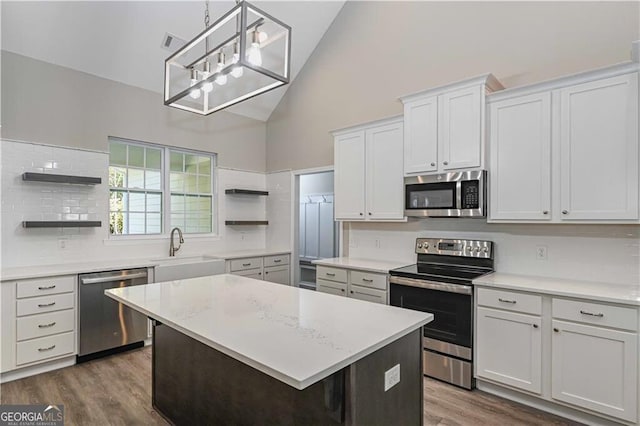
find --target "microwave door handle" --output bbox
[456,180,462,210]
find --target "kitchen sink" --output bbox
[152,255,226,282]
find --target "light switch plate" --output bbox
[384,364,400,391]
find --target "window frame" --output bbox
[108,137,218,238]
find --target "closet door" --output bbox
[304,203,320,259]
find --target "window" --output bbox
[108,138,216,236]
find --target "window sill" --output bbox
[103,233,221,246]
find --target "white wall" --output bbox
[0,140,270,268]
[347,220,640,286]
[300,172,334,196]
[266,171,292,250]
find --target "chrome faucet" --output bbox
[169,227,184,257]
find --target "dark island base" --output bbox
[152,322,423,426]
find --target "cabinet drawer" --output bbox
[316,266,347,283]
[348,284,387,305]
[232,269,262,280]
[317,278,347,296]
[16,275,74,299]
[230,257,263,272]
[264,254,290,267]
[552,298,637,331]
[349,270,387,290]
[16,331,75,366]
[16,309,75,341]
[477,287,541,315]
[16,293,75,317]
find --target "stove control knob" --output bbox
[475,247,481,252]
[417,243,423,249]
[482,247,488,253]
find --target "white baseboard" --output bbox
[0,356,76,384]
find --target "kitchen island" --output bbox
[105,274,432,425]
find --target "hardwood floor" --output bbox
[1,347,581,426]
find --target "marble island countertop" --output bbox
[473,273,640,306]
[1,248,291,281]
[105,274,432,390]
[312,257,410,273]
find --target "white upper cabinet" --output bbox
[489,92,552,221]
[401,74,503,176]
[333,116,405,221]
[559,73,639,221]
[488,63,639,223]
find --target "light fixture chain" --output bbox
[204,0,210,28]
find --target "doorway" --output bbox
[291,168,338,290]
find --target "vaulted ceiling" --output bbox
[1,1,345,121]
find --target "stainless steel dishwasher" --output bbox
[78,268,149,361]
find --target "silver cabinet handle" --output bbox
[443,161,449,165]
[362,278,373,283]
[273,259,282,263]
[38,285,56,290]
[38,322,57,328]
[532,324,539,328]
[498,298,516,304]
[562,210,568,215]
[242,263,251,267]
[430,162,436,167]
[542,211,549,215]
[580,310,604,318]
[38,345,56,352]
[38,302,56,308]
[325,273,335,277]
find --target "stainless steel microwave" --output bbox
[404,170,486,218]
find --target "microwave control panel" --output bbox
[461,180,480,209]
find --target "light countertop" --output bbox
[105,274,432,390]
[312,257,410,274]
[209,248,290,260]
[473,273,640,306]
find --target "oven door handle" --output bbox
[390,276,473,295]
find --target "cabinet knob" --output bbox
[542,210,549,215]
[341,289,344,292]
[368,212,372,216]
[532,324,538,328]
[359,212,363,216]
[553,328,559,332]
[430,162,436,167]
[443,161,449,165]
[562,210,568,215]
[350,290,354,294]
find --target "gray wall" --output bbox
[1,51,267,172]
[300,172,334,196]
[266,1,640,171]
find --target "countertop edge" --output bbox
[312,257,409,274]
[105,286,432,390]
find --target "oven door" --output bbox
[389,279,472,349]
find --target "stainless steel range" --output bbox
[389,238,494,389]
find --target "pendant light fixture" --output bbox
[164,0,291,115]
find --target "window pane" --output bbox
[109,211,125,234]
[170,213,185,228]
[146,170,161,190]
[109,190,127,212]
[198,175,211,193]
[147,193,162,212]
[109,167,126,188]
[170,173,184,192]
[171,195,185,212]
[185,175,197,193]
[129,192,146,212]
[198,156,211,175]
[110,143,127,166]
[199,196,212,212]
[186,195,199,212]
[170,152,183,172]
[129,213,145,234]
[128,145,144,168]
[146,213,162,234]
[129,169,144,189]
[185,155,199,173]
[185,215,199,233]
[146,148,161,170]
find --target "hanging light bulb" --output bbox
[258,30,268,43]
[230,42,244,78]
[247,28,262,67]
[189,68,201,99]
[201,60,214,93]
[215,51,227,86]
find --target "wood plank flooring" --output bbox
[1,347,581,425]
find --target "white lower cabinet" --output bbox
[226,254,290,285]
[475,286,639,423]
[476,307,542,394]
[551,320,638,422]
[316,267,388,304]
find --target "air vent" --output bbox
[161,32,186,52]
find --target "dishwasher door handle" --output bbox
[80,272,148,285]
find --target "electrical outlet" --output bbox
[536,245,548,261]
[384,364,400,391]
[58,239,67,249]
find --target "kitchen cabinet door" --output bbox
[551,320,638,422]
[440,85,482,171]
[334,131,366,220]
[404,96,438,175]
[489,92,552,221]
[365,121,404,220]
[476,307,542,394]
[559,73,639,221]
[263,265,290,286]
[232,269,262,280]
